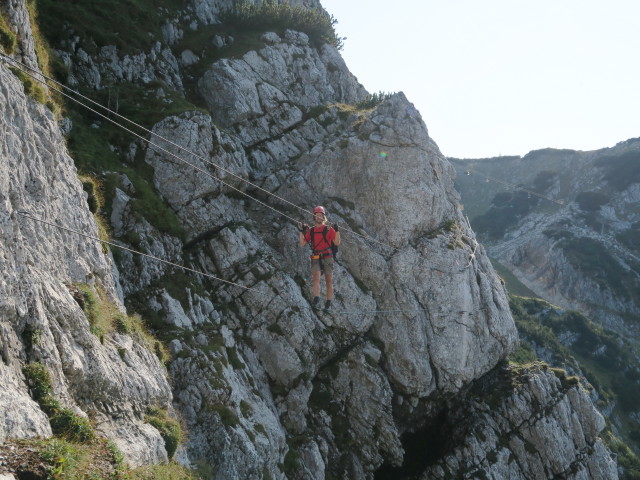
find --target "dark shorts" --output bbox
[311,256,334,275]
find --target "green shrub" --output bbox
[282,447,301,474]
[617,229,640,253]
[50,408,96,443]
[36,0,179,55]
[532,170,557,193]
[39,394,62,417]
[239,400,253,418]
[559,237,639,305]
[267,323,285,336]
[227,346,246,370]
[596,150,640,191]
[22,324,43,351]
[473,190,539,240]
[575,191,609,212]
[219,1,344,50]
[23,362,53,402]
[355,91,394,110]
[507,342,537,364]
[146,407,183,459]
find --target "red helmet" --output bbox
[313,206,326,215]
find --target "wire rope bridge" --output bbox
[1,51,556,318]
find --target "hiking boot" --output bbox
[311,296,320,309]
[324,300,332,311]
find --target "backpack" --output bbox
[309,225,338,261]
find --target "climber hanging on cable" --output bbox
[298,206,341,311]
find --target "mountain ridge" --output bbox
[451,138,640,339]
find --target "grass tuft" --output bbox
[76,283,170,363]
[129,461,201,480]
[1,436,199,480]
[8,66,48,103]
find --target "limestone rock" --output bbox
[1,0,39,69]
[308,343,404,477]
[419,364,617,479]
[0,59,172,467]
[144,111,250,238]
[197,31,367,144]
[59,43,183,92]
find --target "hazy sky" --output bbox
[320,0,640,159]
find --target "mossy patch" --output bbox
[205,403,239,427]
[0,11,17,53]
[145,407,183,459]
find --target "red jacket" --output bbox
[304,225,336,256]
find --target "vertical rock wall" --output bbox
[0,12,173,465]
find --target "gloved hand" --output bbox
[333,223,339,232]
[298,222,309,233]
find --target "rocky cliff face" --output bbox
[419,363,617,480]
[0,16,172,469]
[0,0,620,478]
[451,142,640,339]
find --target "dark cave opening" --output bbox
[374,407,454,479]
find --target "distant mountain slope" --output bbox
[451,139,640,338]
[509,295,640,479]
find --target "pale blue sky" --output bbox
[320,0,640,158]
